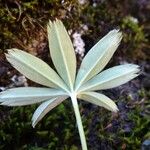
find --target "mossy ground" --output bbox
[0,0,149,149]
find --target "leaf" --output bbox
[79,64,140,91]
[5,49,67,90]
[75,30,122,90]
[78,92,118,112]
[0,87,67,106]
[47,20,76,90]
[32,96,68,127]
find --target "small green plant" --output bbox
[0,20,139,150]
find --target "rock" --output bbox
[142,76,150,89]
[141,139,150,150]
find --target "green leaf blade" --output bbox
[79,64,140,91]
[0,87,67,106]
[48,20,76,90]
[32,96,68,127]
[78,92,118,112]
[75,30,122,90]
[6,49,67,90]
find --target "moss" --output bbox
[119,90,150,149]
[0,0,80,52]
[0,0,149,149]
[0,92,149,149]
[0,0,149,60]
[0,99,82,149]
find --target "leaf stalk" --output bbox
[71,93,88,150]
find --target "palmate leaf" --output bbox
[78,92,118,112]
[1,19,140,150]
[47,20,76,90]
[6,49,67,90]
[0,87,66,106]
[32,96,68,127]
[75,30,122,90]
[79,64,140,91]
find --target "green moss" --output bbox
[121,16,146,43]
[0,0,80,51]
[0,0,149,149]
[0,99,84,149]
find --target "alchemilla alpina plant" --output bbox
[0,19,139,150]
